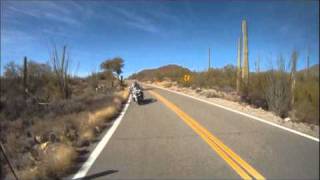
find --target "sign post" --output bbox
[0,143,19,180]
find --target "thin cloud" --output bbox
[108,6,160,33]
[1,0,87,50]
[2,1,82,27]
[44,12,81,26]
[2,29,35,45]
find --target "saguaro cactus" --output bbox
[236,37,242,93]
[23,56,28,97]
[208,48,211,71]
[241,20,249,92]
[255,56,260,73]
[306,47,310,77]
[290,50,298,106]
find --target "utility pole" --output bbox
[208,48,211,71]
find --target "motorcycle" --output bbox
[132,88,144,105]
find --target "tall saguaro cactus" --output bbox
[241,20,249,93]
[255,56,260,73]
[23,56,28,98]
[236,37,242,93]
[306,47,310,77]
[208,48,211,71]
[290,50,298,106]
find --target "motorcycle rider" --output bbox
[130,81,141,91]
[130,81,143,102]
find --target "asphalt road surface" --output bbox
[76,86,319,180]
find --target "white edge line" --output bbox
[146,84,319,142]
[72,95,132,179]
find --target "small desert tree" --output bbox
[100,57,124,87]
[2,61,25,119]
[3,62,22,95]
[4,62,21,79]
[27,61,53,101]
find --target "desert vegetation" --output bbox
[0,46,129,180]
[130,60,319,126]
[129,20,319,126]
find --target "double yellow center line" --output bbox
[149,90,265,180]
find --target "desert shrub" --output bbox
[89,72,99,89]
[0,52,129,180]
[264,56,292,118]
[27,61,54,101]
[1,81,128,179]
[292,73,319,124]
[2,95,26,120]
[185,65,236,91]
[205,91,220,98]
[247,72,268,109]
[1,60,62,120]
[131,60,319,125]
[265,69,291,118]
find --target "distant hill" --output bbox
[129,63,319,82]
[129,64,191,81]
[298,64,319,77]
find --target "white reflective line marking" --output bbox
[147,84,319,142]
[72,95,132,179]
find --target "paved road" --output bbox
[79,86,319,179]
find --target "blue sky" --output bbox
[1,0,319,77]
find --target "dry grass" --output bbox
[73,88,129,144]
[158,81,173,88]
[115,88,129,103]
[3,88,130,180]
[79,128,95,142]
[91,106,117,124]
[1,58,130,179]
[43,143,77,177]
[17,143,76,180]
[74,105,119,143]
[18,166,45,180]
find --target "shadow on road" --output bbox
[73,170,118,180]
[139,98,157,105]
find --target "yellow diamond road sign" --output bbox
[184,74,191,82]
